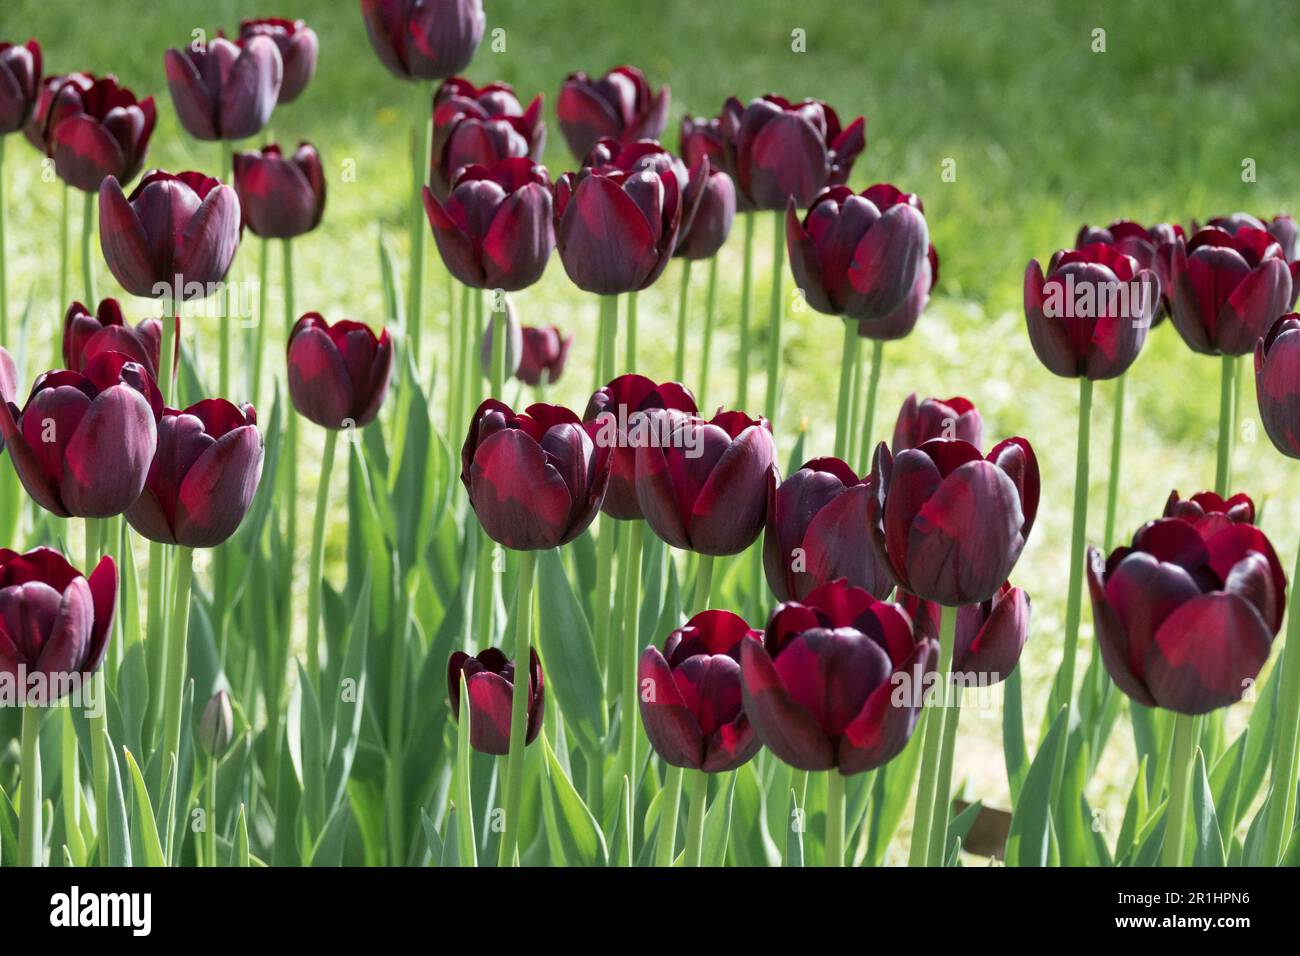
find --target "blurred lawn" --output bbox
[6,0,1300,848]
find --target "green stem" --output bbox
[56,183,68,366]
[18,705,43,867]
[833,319,856,459]
[674,260,692,381]
[858,339,885,476]
[408,83,431,364]
[1162,712,1197,866]
[1103,372,1127,552]
[692,552,716,611]
[144,540,168,745]
[458,283,473,429]
[497,548,538,867]
[80,189,95,305]
[1215,354,1235,496]
[825,770,845,867]
[845,334,863,467]
[764,210,783,422]
[928,683,963,866]
[626,291,638,373]
[217,141,233,402]
[654,764,684,866]
[283,239,298,608]
[0,135,8,346]
[205,755,218,867]
[1265,535,1300,863]
[159,305,176,405]
[602,295,618,383]
[618,521,644,853]
[736,214,755,409]
[682,770,708,866]
[1054,377,1093,718]
[473,526,495,648]
[251,238,270,408]
[161,547,195,769]
[489,291,505,399]
[910,603,956,866]
[697,256,719,406]
[386,586,411,864]
[306,428,338,687]
[84,517,110,865]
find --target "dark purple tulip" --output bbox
[724,94,865,211]
[786,184,930,324]
[893,393,983,452]
[1087,511,1286,714]
[1,351,160,519]
[461,399,612,550]
[0,40,42,135]
[1257,313,1300,458]
[423,158,554,291]
[516,326,573,387]
[430,77,545,200]
[1164,489,1256,525]
[764,456,892,602]
[859,240,939,342]
[23,71,92,154]
[1024,243,1158,379]
[197,690,235,758]
[164,35,283,142]
[583,374,697,521]
[233,142,326,239]
[0,547,116,700]
[867,437,1040,607]
[675,162,735,260]
[448,647,544,755]
[740,579,935,773]
[1076,219,1183,322]
[361,0,484,82]
[126,399,263,549]
[0,347,15,455]
[901,582,1031,683]
[41,74,156,193]
[1165,227,1294,356]
[286,314,394,430]
[63,298,161,377]
[639,610,762,772]
[1204,211,1300,264]
[635,408,775,555]
[477,294,522,380]
[99,170,241,301]
[239,18,318,104]
[556,65,669,160]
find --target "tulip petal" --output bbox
[1146,592,1272,714]
[61,385,157,517]
[85,556,117,673]
[98,177,158,297]
[689,422,775,555]
[175,184,240,291]
[739,636,834,771]
[174,425,263,548]
[481,181,553,291]
[164,49,217,141]
[638,646,704,769]
[470,426,574,550]
[557,174,659,295]
[847,204,930,321]
[32,575,94,688]
[838,638,934,774]
[464,670,515,755]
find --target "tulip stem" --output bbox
[909,603,956,866]
[85,516,111,866]
[1103,372,1127,552]
[1163,712,1197,866]
[489,291,505,399]
[1265,536,1300,863]
[306,428,338,688]
[674,260,692,381]
[283,240,299,643]
[928,683,964,866]
[682,770,708,867]
[144,540,168,744]
[408,82,431,366]
[858,339,884,475]
[498,548,537,867]
[764,210,784,422]
[626,292,638,372]
[736,213,755,409]
[692,552,715,611]
[1052,376,1093,723]
[1215,353,1235,496]
[825,770,846,867]
[602,295,618,382]
[251,238,270,408]
[654,764,684,866]
[161,546,195,773]
[0,135,8,346]
[834,319,857,459]
[18,704,43,866]
[159,303,176,405]
[697,256,719,408]
[458,283,473,435]
[56,183,68,367]
[618,521,644,855]
[80,189,95,306]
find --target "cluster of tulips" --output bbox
[0,0,1298,870]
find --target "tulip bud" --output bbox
[892,393,983,452]
[431,78,545,200]
[1256,314,1300,459]
[477,296,523,380]
[0,40,41,135]
[164,35,283,142]
[361,0,485,82]
[516,326,574,387]
[233,143,326,239]
[63,298,162,377]
[239,18,318,104]
[197,690,234,758]
[447,647,543,755]
[557,65,669,160]
[286,314,394,430]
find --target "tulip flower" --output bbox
[1076,220,1183,321]
[197,689,235,758]
[1266,214,1299,262]
[0,345,15,453]
[126,399,263,548]
[635,408,776,556]
[23,71,92,155]
[901,582,1031,683]
[423,157,554,291]
[98,170,241,301]
[556,65,669,159]
[286,313,394,430]
[1256,313,1300,458]
[448,647,544,755]
[516,326,573,387]
[239,18,318,104]
[638,610,762,772]
[1,351,160,519]
[233,143,326,239]
[164,35,283,142]
[0,40,41,135]
[360,0,485,81]
[461,399,612,550]
[63,298,161,376]
[764,456,892,602]
[893,393,983,452]
[430,77,545,200]
[1164,489,1255,525]
[34,74,155,193]
[859,240,939,343]
[674,162,735,262]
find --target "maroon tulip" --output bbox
[635,408,776,555]
[126,400,263,548]
[638,610,762,772]
[1076,219,1183,322]
[786,184,930,324]
[0,346,15,455]
[63,298,161,377]
[1165,227,1294,356]
[0,40,42,135]
[867,437,1039,607]
[1202,211,1300,264]
[1024,243,1158,379]
[99,170,241,301]
[724,94,865,211]
[423,158,554,291]
[0,547,116,701]
[286,314,394,430]
[740,579,935,773]
[901,582,1031,683]
[430,77,545,200]
[680,114,726,171]
[361,0,485,82]
[1087,512,1286,714]
[583,375,698,521]
[461,399,612,550]
[556,65,669,160]
[23,71,92,154]
[1256,313,1300,458]
[1267,214,1299,262]
[675,163,735,261]
[764,457,892,602]
[859,240,939,342]
[233,143,326,239]
[164,35,282,142]
[239,18,318,104]
[1,351,160,519]
[1164,489,1256,525]
[893,393,983,452]
[517,326,573,387]
[448,647,543,755]
[38,74,155,193]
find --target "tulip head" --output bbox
[0,547,116,702]
[448,647,543,755]
[635,407,775,554]
[424,158,554,291]
[867,437,1039,607]
[430,77,545,200]
[197,689,235,758]
[461,400,612,550]
[24,71,93,154]
[477,294,523,381]
[63,298,161,377]
[1255,314,1300,458]
[639,610,762,772]
[675,164,735,261]
[741,579,935,773]
[0,347,15,455]
[361,0,484,81]
[901,582,1031,684]
[1164,489,1256,526]
[892,393,983,452]
[517,326,573,387]
[764,457,893,602]
[233,142,325,239]
[99,170,241,301]
[40,74,156,193]
[286,314,394,430]
[239,18,318,103]
[1076,219,1183,322]
[164,35,283,141]
[0,40,41,135]
[556,65,669,159]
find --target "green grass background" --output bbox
[5,0,1300,848]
